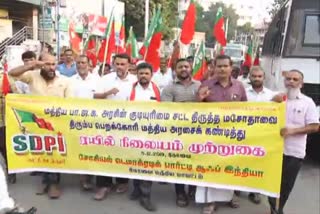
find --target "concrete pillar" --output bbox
[32,8,38,40]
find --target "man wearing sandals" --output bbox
[9,53,72,199]
[196,55,247,213]
[128,62,160,212]
[268,70,319,214]
[161,58,201,207]
[71,55,100,191]
[94,53,136,200]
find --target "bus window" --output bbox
[303,15,320,46]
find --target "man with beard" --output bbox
[268,70,319,214]
[9,53,72,199]
[240,66,278,204]
[129,62,160,212]
[161,58,201,208]
[196,55,246,214]
[94,53,136,200]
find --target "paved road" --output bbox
[8,160,320,214]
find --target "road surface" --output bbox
[8,160,320,214]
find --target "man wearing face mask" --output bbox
[9,53,72,199]
[94,53,136,200]
[161,58,201,208]
[268,70,319,214]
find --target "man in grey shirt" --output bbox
[161,58,201,207]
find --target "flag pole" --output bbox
[101,6,115,74]
[144,0,150,39]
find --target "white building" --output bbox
[182,0,273,27]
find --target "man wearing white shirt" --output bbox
[242,66,277,204]
[72,55,99,99]
[72,55,99,191]
[93,53,136,200]
[239,65,251,88]
[152,57,173,92]
[129,63,160,212]
[94,53,136,101]
[246,66,277,102]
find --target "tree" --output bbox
[196,2,239,48]
[237,22,254,35]
[119,0,178,40]
[268,0,286,18]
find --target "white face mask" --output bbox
[286,88,301,100]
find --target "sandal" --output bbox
[228,199,240,208]
[176,193,189,207]
[248,193,261,204]
[6,207,37,214]
[202,203,216,214]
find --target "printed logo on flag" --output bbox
[11,108,67,155]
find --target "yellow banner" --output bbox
[5,94,285,197]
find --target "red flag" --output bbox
[106,20,116,64]
[2,63,10,96]
[213,7,227,47]
[253,48,260,66]
[180,0,196,45]
[98,19,116,64]
[142,7,163,71]
[243,42,253,68]
[145,32,162,72]
[69,22,82,54]
[192,41,207,81]
[97,39,107,62]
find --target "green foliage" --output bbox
[268,0,286,18]
[119,0,178,41]
[237,22,254,35]
[194,2,239,47]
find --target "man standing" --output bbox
[152,57,173,92]
[71,55,99,190]
[15,51,36,94]
[129,62,160,212]
[243,66,277,204]
[94,53,136,200]
[161,58,201,208]
[239,65,250,88]
[9,53,72,199]
[268,70,319,214]
[0,66,18,184]
[196,55,247,213]
[57,49,77,77]
[0,153,36,214]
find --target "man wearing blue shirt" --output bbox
[57,49,76,77]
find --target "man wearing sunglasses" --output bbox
[268,70,319,214]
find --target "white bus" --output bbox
[261,0,320,160]
[223,43,247,67]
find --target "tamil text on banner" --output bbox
[5,94,285,197]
